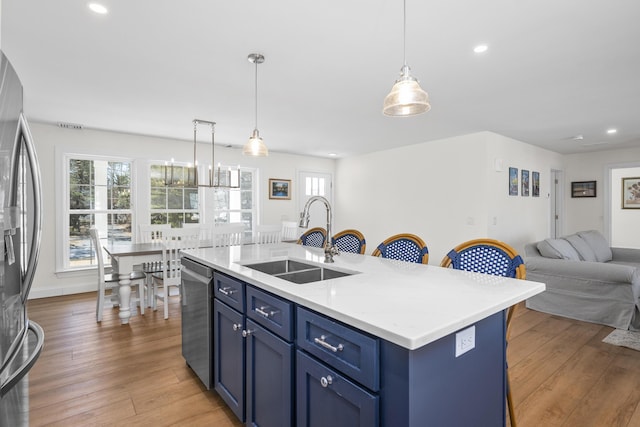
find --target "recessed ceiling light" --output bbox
[88,3,108,14]
[607,128,617,134]
[473,44,488,53]
[328,153,337,157]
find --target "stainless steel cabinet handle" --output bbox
[232,323,242,331]
[218,286,235,296]
[314,335,344,352]
[242,329,253,337]
[320,375,333,388]
[255,306,278,318]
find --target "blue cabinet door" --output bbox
[246,320,294,427]
[296,350,378,427]
[213,299,245,422]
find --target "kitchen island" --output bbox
[181,243,545,426]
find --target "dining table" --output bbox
[103,242,164,324]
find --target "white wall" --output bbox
[29,122,334,298]
[563,146,640,238]
[611,166,640,248]
[334,131,563,262]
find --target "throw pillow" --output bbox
[577,230,613,262]
[565,234,597,262]
[537,238,581,261]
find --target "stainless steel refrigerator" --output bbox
[0,51,44,427]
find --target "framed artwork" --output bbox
[521,170,530,196]
[509,167,518,196]
[269,178,291,200]
[532,171,540,197]
[622,177,640,208]
[571,181,596,198]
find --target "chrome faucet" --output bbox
[299,196,338,263]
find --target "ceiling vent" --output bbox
[57,122,84,130]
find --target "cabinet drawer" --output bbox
[296,350,378,427]
[246,286,294,342]
[296,307,379,391]
[213,272,245,312]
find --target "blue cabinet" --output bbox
[246,319,294,427]
[297,350,378,427]
[212,272,294,426]
[213,298,245,421]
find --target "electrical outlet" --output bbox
[455,326,475,357]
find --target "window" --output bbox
[147,164,257,241]
[65,156,133,269]
[149,164,199,227]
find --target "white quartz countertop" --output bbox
[182,243,545,350]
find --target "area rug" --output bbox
[602,329,640,351]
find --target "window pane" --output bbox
[69,213,93,267]
[241,190,252,209]
[168,188,183,209]
[109,162,131,187]
[150,164,165,187]
[214,189,229,210]
[184,188,198,210]
[151,213,167,224]
[168,212,184,228]
[109,213,132,242]
[69,159,93,185]
[69,185,93,209]
[151,187,167,209]
[185,212,199,223]
[110,186,131,209]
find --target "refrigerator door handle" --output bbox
[0,321,44,398]
[17,113,42,303]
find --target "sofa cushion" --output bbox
[565,234,598,262]
[537,238,581,260]
[578,230,613,262]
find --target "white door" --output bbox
[550,169,563,238]
[298,171,333,232]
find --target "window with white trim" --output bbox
[149,163,199,227]
[64,156,133,269]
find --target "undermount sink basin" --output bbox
[243,259,358,284]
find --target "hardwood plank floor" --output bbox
[26,294,640,426]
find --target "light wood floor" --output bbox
[26,293,640,426]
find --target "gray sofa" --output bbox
[524,230,640,330]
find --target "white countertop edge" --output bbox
[183,244,546,351]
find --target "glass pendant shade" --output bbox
[383,65,431,116]
[243,129,269,156]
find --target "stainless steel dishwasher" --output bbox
[180,256,214,389]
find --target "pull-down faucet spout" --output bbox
[299,196,338,263]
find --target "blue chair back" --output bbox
[372,233,429,264]
[297,227,326,248]
[440,239,525,279]
[332,229,366,254]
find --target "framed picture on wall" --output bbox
[509,167,518,196]
[269,178,291,200]
[521,170,530,196]
[532,171,540,197]
[622,177,640,208]
[571,181,596,198]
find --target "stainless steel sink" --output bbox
[243,259,358,284]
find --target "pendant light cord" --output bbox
[254,60,259,130]
[403,0,407,67]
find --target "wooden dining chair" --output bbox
[183,222,214,241]
[212,223,245,247]
[255,224,282,244]
[281,221,300,241]
[297,227,327,248]
[332,229,366,254]
[371,233,429,264]
[90,227,146,322]
[152,227,201,319]
[439,238,525,427]
[138,223,171,244]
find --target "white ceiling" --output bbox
[2,0,640,157]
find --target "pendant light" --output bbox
[383,0,431,117]
[243,53,269,156]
